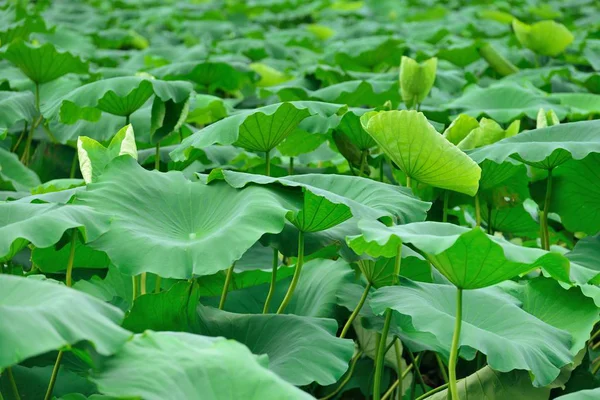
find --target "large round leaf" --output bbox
[0,275,131,369]
[205,168,430,225]
[0,146,41,191]
[92,331,313,400]
[197,305,354,386]
[76,157,291,279]
[0,202,110,261]
[170,101,347,161]
[347,220,570,289]
[447,83,567,123]
[0,41,88,84]
[0,91,38,129]
[370,279,573,387]
[468,120,600,170]
[360,110,481,196]
[43,76,193,121]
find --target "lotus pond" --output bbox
[1,0,600,399]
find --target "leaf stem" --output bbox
[358,150,367,177]
[406,175,411,189]
[125,114,130,126]
[20,119,36,166]
[340,281,371,338]
[288,157,294,175]
[394,339,403,398]
[34,82,40,112]
[435,353,449,383]
[11,122,27,152]
[449,288,463,400]
[6,367,21,400]
[265,150,271,177]
[319,349,364,400]
[374,308,393,400]
[474,193,481,227]
[140,272,147,295]
[442,191,449,223]
[132,275,138,300]
[407,349,427,393]
[154,142,160,171]
[381,353,420,400]
[65,231,77,288]
[542,168,553,250]
[263,249,279,314]
[69,152,78,179]
[44,350,64,400]
[414,382,450,400]
[219,264,235,310]
[277,231,304,314]
[154,276,162,293]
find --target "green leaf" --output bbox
[536,107,561,128]
[92,331,313,400]
[457,118,520,151]
[399,56,437,108]
[32,238,109,273]
[514,278,599,355]
[429,366,550,399]
[347,220,571,289]
[0,90,38,129]
[197,305,355,386]
[512,19,574,57]
[370,279,573,387]
[468,120,600,170]
[43,76,193,121]
[479,43,519,77]
[360,110,481,196]
[76,157,290,279]
[286,190,352,232]
[0,275,130,369]
[0,41,88,84]
[249,62,292,87]
[0,146,41,191]
[550,93,600,120]
[442,114,480,146]
[0,202,110,261]
[567,235,600,285]
[335,110,377,151]
[77,124,137,184]
[205,169,430,224]
[551,153,600,235]
[448,83,567,123]
[556,388,600,400]
[170,101,346,160]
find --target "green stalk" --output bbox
[319,350,363,400]
[487,205,493,235]
[394,340,403,399]
[406,175,412,189]
[289,157,294,175]
[374,309,393,400]
[44,350,64,400]
[155,142,161,172]
[442,191,449,223]
[263,249,279,314]
[20,120,36,165]
[474,193,481,227]
[7,367,21,400]
[379,156,384,182]
[448,288,463,400]
[415,382,450,400]
[132,275,138,300]
[277,231,304,314]
[435,353,449,383]
[339,281,371,338]
[65,232,77,288]
[140,272,147,295]
[154,276,162,293]
[69,152,78,179]
[381,353,420,400]
[407,349,427,394]
[265,150,271,177]
[358,150,367,177]
[219,264,235,310]
[34,82,40,111]
[125,114,130,126]
[11,122,27,152]
[542,169,553,251]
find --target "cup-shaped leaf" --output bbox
[0,41,88,84]
[457,118,520,150]
[512,19,574,57]
[347,220,571,289]
[370,279,573,387]
[286,190,353,233]
[399,56,437,108]
[442,114,480,146]
[335,110,377,151]
[78,124,138,184]
[361,110,481,196]
[0,202,110,261]
[75,157,291,279]
[0,275,130,369]
[468,119,600,170]
[92,331,313,400]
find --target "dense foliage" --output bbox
[1,0,600,399]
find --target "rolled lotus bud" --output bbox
[399,56,437,109]
[536,108,561,128]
